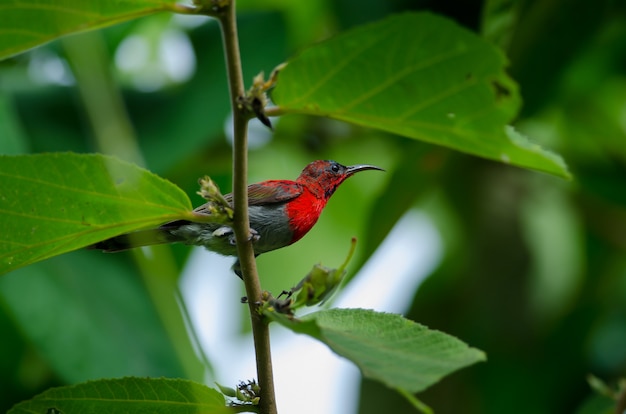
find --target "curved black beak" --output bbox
[345,164,385,175]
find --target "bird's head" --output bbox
[297,160,384,200]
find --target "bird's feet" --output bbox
[249,228,260,243]
[212,226,260,246]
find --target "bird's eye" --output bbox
[331,164,340,173]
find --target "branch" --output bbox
[215,2,278,413]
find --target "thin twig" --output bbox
[216,2,278,413]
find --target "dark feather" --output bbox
[88,228,180,252]
[220,181,302,206]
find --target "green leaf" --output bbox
[0,0,180,60]
[0,153,194,274]
[0,251,196,382]
[8,377,229,414]
[269,308,486,393]
[0,93,28,154]
[272,12,570,178]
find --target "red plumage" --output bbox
[91,160,383,275]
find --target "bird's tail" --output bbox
[88,227,182,252]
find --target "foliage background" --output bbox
[1,0,625,413]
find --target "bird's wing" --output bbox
[221,180,303,206]
[191,181,302,216]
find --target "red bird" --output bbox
[92,160,383,274]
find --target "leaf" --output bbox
[0,0,180,60]
[0,251,198,382]
[271,12,570,178]
[0,93,28,154]
[0,153,194,274]
[8,377,230,414]
[268,308,486,393]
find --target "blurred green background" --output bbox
[1,0,626,413]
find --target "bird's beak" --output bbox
[345,164,385,175]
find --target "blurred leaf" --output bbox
[574,395,615,414]
[0,0,179,60]
[0,300,50,414]
[133,11,288,173]
[0,251,194,382]
[12,89,89,154]
[574,375,620,414]
[0,153,194,274]
[237,0,329,48]
[480,0,520,48]
[587,374,616,399]
[0,93,28,154]
[507,0,611,116]
[268,308,486,393]
[272,12,570,178]
[520,182,584,323]
[8,377,229,414]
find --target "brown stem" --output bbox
[217,2,277,413]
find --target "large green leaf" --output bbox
[0,0,180,60]
[8,377,229,414]
[0,153,194,274]
[269,308,486,393]
[271,12,570,178]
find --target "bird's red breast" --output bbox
[285,187,327,244]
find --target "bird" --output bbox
[91,160,383,275]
